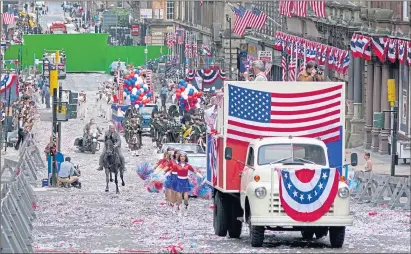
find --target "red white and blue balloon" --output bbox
[277,168,339,222]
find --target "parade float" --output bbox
[186,65,227,91]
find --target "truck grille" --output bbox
[268,193,334,216]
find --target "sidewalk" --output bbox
[346,147,410,176]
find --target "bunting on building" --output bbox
[279,1,326,18]
[351,33,410,66]
[275,32,350,75]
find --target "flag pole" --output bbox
[226,2,282,27]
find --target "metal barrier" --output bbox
[352,171,411,211]
[1,138,43,253]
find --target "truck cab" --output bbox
[221,136,355,248]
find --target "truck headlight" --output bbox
[338,187,349,198]
[255,187,267,199]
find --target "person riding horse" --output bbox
[97,124,126,172]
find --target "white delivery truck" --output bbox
[205,81,357,248]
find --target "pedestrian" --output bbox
[78,90,87,120]
[362,152,372,172]
[251,60,268,81]
[160,84,168,112]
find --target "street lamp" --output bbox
[226,14,232,80]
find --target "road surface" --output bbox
[28,74,411,253]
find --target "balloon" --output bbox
[197,91,203,97]
[176,92,181,98]
[143,95,148,101]
[140,88,144,93]
[130,71,135,77]
[135,70,140,75]
[187,83,193,89]
[179,79,186,85]
[180,86,185,92]
[188,95,193,101]
[125,75,130,79]
[143,83,148,89]
[188,88,194,95]
[132,88,138,95]
[139,102,143,107]
[123,91,127,97]
[176,89,181,93]
[136,76,143,84]
[134,104,139,109]
[179,97,184,102]
[143,87,148,92]
[136,84,141,89]
[182,94,188,100]
[147,92,152,97]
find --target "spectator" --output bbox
[297,61,317,81]
[252,60,268,81]
[160,84,168,112]
[58,157,81,188]
[362,152,372,172]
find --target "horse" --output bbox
[103,138,125,193]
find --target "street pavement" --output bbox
[37,2,65,30]
[24,74,410,253]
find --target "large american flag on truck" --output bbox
[222,83,344,191]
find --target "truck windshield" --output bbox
[258,143,326,166]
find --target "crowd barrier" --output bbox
[351,171,411,211]
[1,137,45,253]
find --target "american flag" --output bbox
[176,28,185,45]
[232,6,252,37]
[250,7,267,29]
[309,1,326,18]
[226,84,343,145]
[288,56,296,81]
[293,1,307,17]
[298,60,305,75]
[279,1,293,17]
[281,51,287,81]
[2,13,15,25]
[166,33,174,48]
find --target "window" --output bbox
[257,144,327,166]
[146,1,152,9]
[246,147,255,166]
[166,1,174,20]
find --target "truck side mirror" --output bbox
[225,147,232,160]
[350,153,358,167]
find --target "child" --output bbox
[171,152,202,216]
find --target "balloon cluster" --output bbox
[136,162,154,181]
[144,158,169,193]
[122,70,153,107]
[176,80,204,112]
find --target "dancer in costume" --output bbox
[165,150,181,211]
[170,152,202,216]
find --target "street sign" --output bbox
[373,112,385,129]
[258,51,272,62]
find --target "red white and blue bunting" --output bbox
[275,32,350,75]
[351,33,411,66]
[0,74,17,94]
[186,66,226,84]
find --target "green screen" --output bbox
[4,34,163,73]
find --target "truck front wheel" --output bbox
[248,213,264,247]
[329,226,345,248]
[213,191,228,237]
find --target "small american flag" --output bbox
[309,1,326,18]
[226,84,343,144]
[232,6,252,37]
[288,56,296,81]
[2,13,15,25]
[281,52,287,81]
[250,8,267,29]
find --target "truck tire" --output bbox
[329,226,345,248]
[213,191,228,237]
[228,197,242,239]
[301,230,314,240]
[249,222,265,247]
